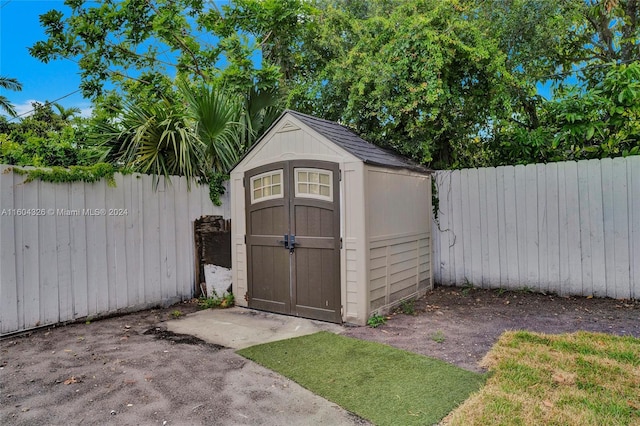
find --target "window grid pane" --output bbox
[251,171,284,203]
[295,169,332,201]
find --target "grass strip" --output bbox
[237,331,486,426]
[446,331,640,425]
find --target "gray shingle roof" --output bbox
[285,110,429,174]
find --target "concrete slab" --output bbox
[166,307,344,349]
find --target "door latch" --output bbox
[278,234,296,253]
[278,234,289,249]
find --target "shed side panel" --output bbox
[365,167,432,312]
[343,161,367,324]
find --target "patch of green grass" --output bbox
[461,280,475,296]
[198,291,235,309]
[447,331,640,425]
[171,310,182,318]
[432,330,446,343]
[237,332,486,426]
[495,287,508,296]
[399,299,416,315]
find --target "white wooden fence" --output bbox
[0,165,229,335]
[432,157,640,299]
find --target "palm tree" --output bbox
[94,99,206,188]
[239,86,282,149]
[53,103,81,122]
[177,79,243,173]
[93,80,282,187]
[0,76,23,117]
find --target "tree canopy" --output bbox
[21,0,640,172]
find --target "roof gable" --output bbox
[231,110,429,174]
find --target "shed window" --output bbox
[251,170,283,204]
[295,168,332,201]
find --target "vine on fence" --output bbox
[431,177,439,223]
[10,163,125,186]
[206,171,229,207]
[9,164,227,207]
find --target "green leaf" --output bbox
[586,126,595,141]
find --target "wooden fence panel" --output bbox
[0,166,229,335]
[432,157,639,299]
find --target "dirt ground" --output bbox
[1,285,638,425]
[344,285,640,372]
[0,301,366,426]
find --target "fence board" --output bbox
[503,167,519,286]
[601,159,616,297]
[478,168,490,287]
[557,163,570,294]
[451,171,465,284]
[0,167,227,335]
[525,164,539,290]
[577,161,592,294]
[13,172,25,330]
[432,157,638,299]
[54,184,72,322]
[21,179,40,328]
[496,167,508,286]
[630,156,640,299]
[174,177,190,298]
[612,158,630,299]
[545,163,560,293]
[112,174,129,309]
[468,168,482,286]
[39,185,59,325]
[443,172,455,285]
[70,182,88,318]
[515,165,527,286]
[460,169,472,284]
[142,174,162,304]
[485,168,500,285]
[565,162,583,295]
[0,167,18,334]
[536,164,548,292]
[587,159,605,297]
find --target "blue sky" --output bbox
[0,0,241,120]
[1,0,94,118]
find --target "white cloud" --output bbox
[79,105,94,118]
[12,99,42,119]
[3,100,94,120]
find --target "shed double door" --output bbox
[245,160,341,323]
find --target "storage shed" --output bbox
[230,110,432,325]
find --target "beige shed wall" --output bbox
[342,161,367,324]
[365,166,432,314]
[230,116,368,323]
